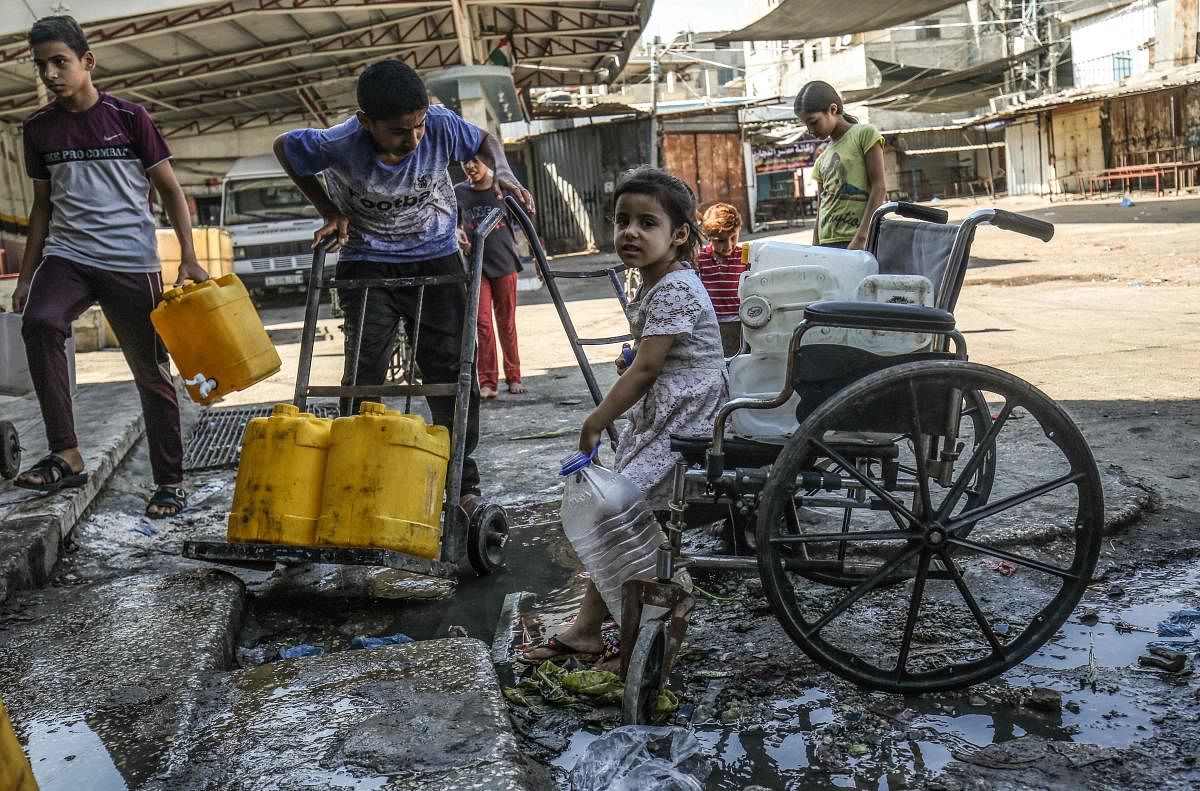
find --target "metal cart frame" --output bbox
[185,208,510,579]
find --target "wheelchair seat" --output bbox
[803,301,955,334]
[670,430,900,471]
[671,433,783,468]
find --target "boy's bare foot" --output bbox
[507,381,527,394]
[480,386,498,399]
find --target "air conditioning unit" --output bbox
[989,91,1028,113]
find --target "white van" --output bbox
[220,154,337,291]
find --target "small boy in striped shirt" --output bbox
[695,202,746,357]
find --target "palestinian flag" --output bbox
[488,35,514,68]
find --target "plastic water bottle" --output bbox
[559,449,680,625]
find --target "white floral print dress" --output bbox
[614,267,729,508]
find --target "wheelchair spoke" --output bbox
[946,470,1084,533]
[837,507,852,562]
[895,549,931,676]
[814,439,921,526]
[936,400,1013,521]
[771,529,914,545]
[946,537,1084,580]
[938,548,1006,657]
[801,545,921,638]
[906,381,935,518]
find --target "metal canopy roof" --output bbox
[841,50,1046,114]
[0,0,650,136]
[716,0,964,42]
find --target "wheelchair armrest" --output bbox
[803,301,955,334]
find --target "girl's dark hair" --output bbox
[794,80,859,125]
[357,59,428,120]
[29,16,89,57]
[612,166,701,263]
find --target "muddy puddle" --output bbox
[509,551,1199,790]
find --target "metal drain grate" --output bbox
[183,403,339,472]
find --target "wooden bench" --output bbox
[1080,165,1166,197]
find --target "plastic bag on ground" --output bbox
[570,725,708,791]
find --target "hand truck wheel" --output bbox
[466,501,509,576]
[0,421,20,481]
[622,619,666,725]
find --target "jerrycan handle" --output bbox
[559,443,600,476]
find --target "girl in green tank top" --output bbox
[795,81,885,250]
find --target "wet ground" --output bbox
[29,395,1198,790]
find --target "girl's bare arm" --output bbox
[579,334,675,452]
[850,143,886,250]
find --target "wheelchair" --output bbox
[620,202,1104,722]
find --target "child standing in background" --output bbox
[794,81,885,250]
[696,202,746,357]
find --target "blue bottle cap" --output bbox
[559,443,600,476]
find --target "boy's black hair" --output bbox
[357,60,428,120]
[794,80,859,124]
[613,166,701,263]
[28,16,89,58]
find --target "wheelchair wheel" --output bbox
[622,619,666,725]
[0,421,19,481]
[794,388,995,588]
[756,360,1103,693]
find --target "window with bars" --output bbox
[1112,52,1132,80]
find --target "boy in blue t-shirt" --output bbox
[275,59,534,504]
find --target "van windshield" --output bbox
[222,177,320,224]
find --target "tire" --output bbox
[466,502,509,576]
[0,422,19,480]
[755,360,1103,693]
[622,620,666,725]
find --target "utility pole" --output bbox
[648,36,662,168]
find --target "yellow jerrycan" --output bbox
[1,700,38,791]
[227,403,332,546]
[316,402,450,558]
[150,273,281,405]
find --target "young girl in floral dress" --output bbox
[521,166,728,664]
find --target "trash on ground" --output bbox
[509,427,575,441]
[129,522,159,537]
[994,560,1018,576]
[502,660,680,720]
[1137,646,1189,674]
[569,725,708,791]
[236,646,274,667]
[349,633,413,650]
[278,644,325,659]
[1120,196,1135,207]
[1155,608,1200,637]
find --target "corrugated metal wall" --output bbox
[0,123,31,275]
[527,118,650,254]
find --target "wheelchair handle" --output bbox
[988,209,1055,242]
[894,202,949,224]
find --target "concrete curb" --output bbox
[0,384,146,605]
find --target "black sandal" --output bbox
[515,636,598,665]
[146,486,187,519]
[15,454,88,493]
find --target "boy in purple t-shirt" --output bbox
[274,59,534,505]
[9,16,209,517]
